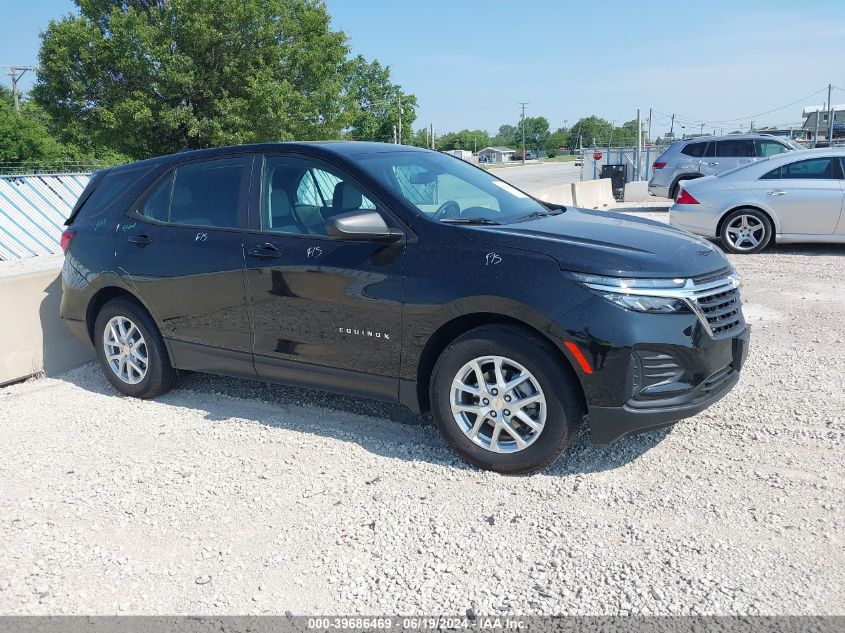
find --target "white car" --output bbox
[669,148,845,253]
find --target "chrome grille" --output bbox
[688,274,745,338]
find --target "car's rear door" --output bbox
[116,154,257,377]
[243,152,404,401]
[712,138,755,174]
[750,156,843,235]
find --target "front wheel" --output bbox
[94,297,177,398]
[429,325,583,474]
[719,208,772,254]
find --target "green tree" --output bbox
[545,127,568,156]
[343,55,417,143]
[0,87,74,164]
[491,124,518,148]
[520,116,550,154]
[409,127,430,148]
[567,116,614,149]
[33,0,358,159]
[436,129,490,152]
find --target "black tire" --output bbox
[718,208,773,254]
[93,297,177,398]
[429,324,583,474]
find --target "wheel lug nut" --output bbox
[491,389,498,395]
[490,411,497,417]
[483,399,489,405]
[504,395,511,402]
[503,409,510,416]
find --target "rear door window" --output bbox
[680,142,706,157]
[138,157,249,228]
[716,139,754,158]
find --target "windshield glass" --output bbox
[357,150,550,224]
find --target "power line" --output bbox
[653,86,830,126]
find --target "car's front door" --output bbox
[751,157,844,235]
[117,155,256,377]
[243,153,405,401]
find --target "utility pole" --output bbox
[750,120,754,133]
[699,122,704,136]
[519,102,528,165]
[636,108,642,181]
[397,94,402,144]
[647,108,652,144]
[813,105,821,148]
[4,66,36,113]
[669,114,675,139]
[827,83,834,144]
[430,123,434,150]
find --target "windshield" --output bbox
[357,150,550,224]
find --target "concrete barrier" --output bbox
[528,183,575,206]
[0,256,95,385]
[623,180,650,203]
[571,178,614,209]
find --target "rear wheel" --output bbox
[94,297,177,398]
[430,325,583,474]
[719,208,772,254]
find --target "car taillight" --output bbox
[675,190,700,205]
[653,162,667,169]
[60,229,75,254]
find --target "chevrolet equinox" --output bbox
[60,142,749,474]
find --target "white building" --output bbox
[477,147,515,163]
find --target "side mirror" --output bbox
[325,210,403,241]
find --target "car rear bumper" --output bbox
[669,205,719,237]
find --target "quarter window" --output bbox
[761,158,837,180]
[139,157,247,228]
[755,140,789,157]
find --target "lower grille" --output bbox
[702,364,734,397]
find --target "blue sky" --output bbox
[3,0,845,137]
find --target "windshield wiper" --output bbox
[440,217,501,225]
[514,209,562,222]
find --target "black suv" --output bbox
[60,142,749,474]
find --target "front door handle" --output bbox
[248,243,282,260]
[767,190,787,196]
[127,234,152,247]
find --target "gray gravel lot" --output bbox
[1,205,843,616]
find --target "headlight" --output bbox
[597,293,689,313]
[568,272,693,314]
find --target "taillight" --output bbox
[653,162,667,169]
[675,190,700,205]
[60,229,75,254]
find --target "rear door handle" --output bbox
[767,190,787,196]
[248,243,282,260]
[127,234,152,247]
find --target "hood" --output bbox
[457,207,729,278]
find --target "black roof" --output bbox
[109,141,426,174]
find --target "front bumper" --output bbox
[556,296,750,445]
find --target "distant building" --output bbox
[802,104,845,141]
[477,147,515,163]
[443,149,474,162]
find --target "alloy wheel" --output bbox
[103,316,148,385]
[725,214,766,251]
[450,355,547,453]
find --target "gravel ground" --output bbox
[1,206,843,616]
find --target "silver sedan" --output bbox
[669,148,845,253]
